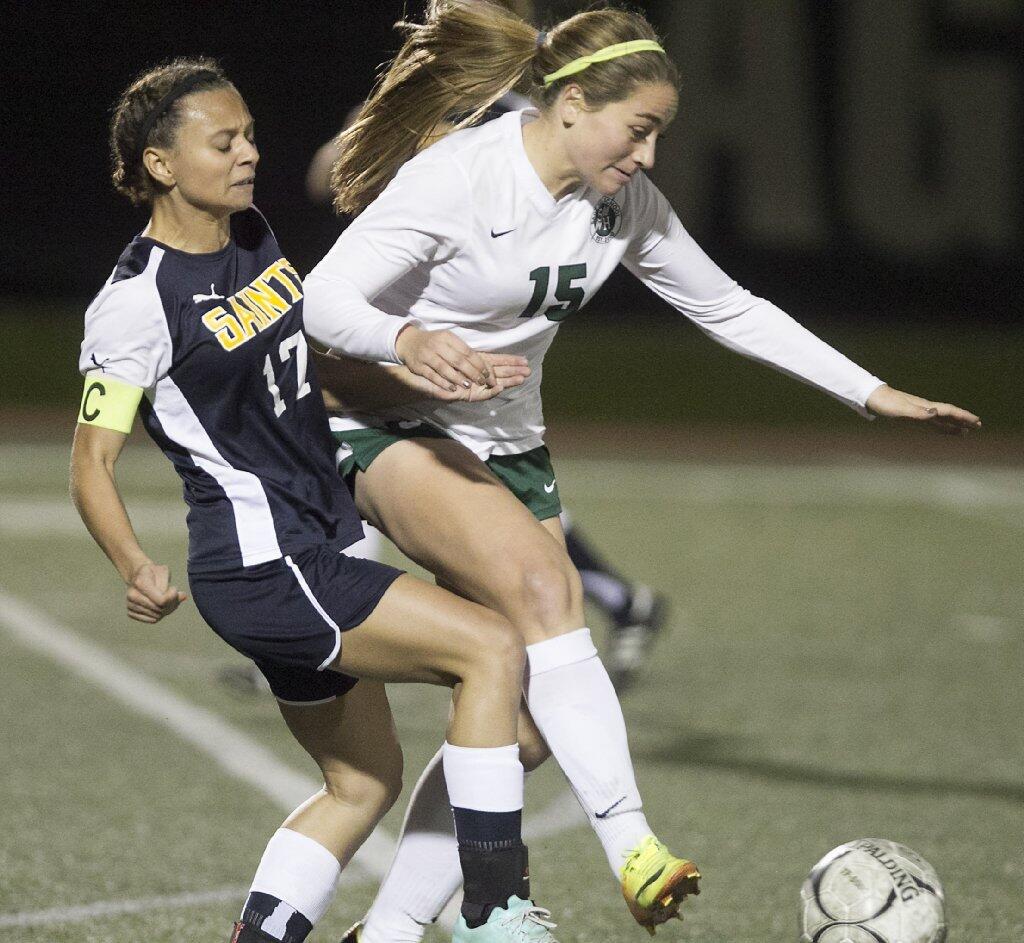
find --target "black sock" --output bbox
[238,892,313,943]
[453,807,530,928]
[565,526,632,618]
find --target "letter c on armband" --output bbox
[78,373,145,434]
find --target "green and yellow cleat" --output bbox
[337,920,363,943]
[620,835,701,935]
[453,896,558,943]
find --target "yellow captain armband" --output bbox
[78,374,145,434]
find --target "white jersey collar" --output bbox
[507,109,587,217]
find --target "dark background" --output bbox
[6,1,1021,318]
[2,1,1021,441]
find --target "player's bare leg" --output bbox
[234,684,402,941]
[354,438,700,931]
[356,439,584,643]
[233,577,543,942]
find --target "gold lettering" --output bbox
[267,258,303,302]
[240,279,289,322]
[202,306,247,351]
[230,295,270,336]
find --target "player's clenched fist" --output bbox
[395,325,495,395]
[126,561,187,624]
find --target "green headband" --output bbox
[542,39,666,87]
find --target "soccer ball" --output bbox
[799,838,947,943]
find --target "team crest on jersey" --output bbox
[591,196,622,244]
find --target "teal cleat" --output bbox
[453,897,558,943]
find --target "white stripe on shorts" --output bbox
[284,555,342,671]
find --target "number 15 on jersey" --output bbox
[520,263,588,322]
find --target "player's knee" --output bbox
[461,614,526,685]
[512,555,582,628]
[323,748,403,816]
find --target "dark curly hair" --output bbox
[109,57,232,206]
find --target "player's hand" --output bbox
[395,326,496,394]
[865,384,982,434]
[399,353,531,403]
[126,562,187,624]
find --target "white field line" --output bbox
[1,497,183,535]
[562,461,1024,530]
[0,886,249,929]
[0,590,585,930]
[0,590,386,915]
[4,464,1022,537]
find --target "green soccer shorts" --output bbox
[331,420,562,521]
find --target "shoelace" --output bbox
[622,843,648,875]
[500,905,558,941]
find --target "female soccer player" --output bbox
[302,2,981,939]
[70,57,563,943]
[301,0,667,694]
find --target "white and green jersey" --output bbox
[304,109,883,459]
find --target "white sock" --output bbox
[362,749,461,943]
[441,741,524,813]
[249,828,342,927]
[525,628,651,873]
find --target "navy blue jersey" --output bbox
[80,208,364,572]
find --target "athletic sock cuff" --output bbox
[442,742,523,812]
[249,828,341,926]
[525,627,596,676]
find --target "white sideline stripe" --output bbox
[523,788,588,839]
[4,464,1022,537]
[0,886,248,929]
[0,590,393,886]
[0,498,184,535]
[0,590,586,930]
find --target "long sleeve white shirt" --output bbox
[305,109,882,458]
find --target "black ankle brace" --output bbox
[459,842,530,926]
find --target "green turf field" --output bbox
[1,442,1022,942]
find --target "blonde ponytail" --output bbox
[332,0,537,215]
[332,2,677,217]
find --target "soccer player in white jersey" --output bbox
[72,57,567,943]
[299,0,668,694]
[302,3,980,939]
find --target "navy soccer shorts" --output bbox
[190,545,403,704]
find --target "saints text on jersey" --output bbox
[202,258,302,351]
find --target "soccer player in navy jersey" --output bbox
[70,58,562,943]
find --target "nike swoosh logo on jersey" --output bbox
[193,283,225,303]
[490,228,516,238]
[543,479,557,494]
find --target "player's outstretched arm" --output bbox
[70,423,186,623]
[864,384,982,434]
[315,348,531,411]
